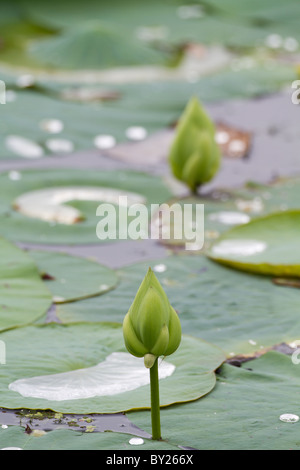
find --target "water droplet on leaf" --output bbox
[212,239,267,257]
[46,138,74,153]
[129,437,144,445]
[5,136,44,158]
[40,119,64,134]
[125,126,147,141]
[153,264,167,273]
[209,211,250,225]
[279,414,299,423]
[94,135,116,149]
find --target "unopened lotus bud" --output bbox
[168,96,221,193]
[123,268,181,368]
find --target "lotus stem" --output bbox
[150,357,161,440]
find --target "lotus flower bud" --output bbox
[123,268,181,368]
[168,96,221,193]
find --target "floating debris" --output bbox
[62,87,121,103]
[216,123,251,159]
[235,198,264,214]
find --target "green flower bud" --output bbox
[123,268,181,368]
[168,96,221,193]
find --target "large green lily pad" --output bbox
[0,63,296,159]
[0,322,225,413]
[130,351,300,450]
[29,22,167,70]
[0,169,172,245]
[0,237,52,332]
[208,210,300,277]
[150,177,300,250]
[29,250,119,303]
[0,426,178,450]
[57,255,300,356]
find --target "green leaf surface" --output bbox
[208,210,300,277]
[29,250,119,303]
[0,169,172,244]
[29,22,167,70]
[56,255,300,356]
[0,426,178,452]
[0,237,52,332]
[0,426,178,450]
[149,177,300,250]
[0,65,296,159]
[0,322,225,413]
[130,352,300,450]
[19,0,300,48]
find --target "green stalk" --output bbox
[149,357,161,440]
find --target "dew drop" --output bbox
[99,284,109,291]
[53,296,65,303]
[283,37,298,52]
[46,138,74,153]
[39,119,64,134]
[248,339,257,346]
[211,239,267,257]
[94,135,116,149]
[153,264,167,273]
[129,437,144,446]
[209,211,250,225]
[8,171,22,181]
[16,74,35,88]
[5,135,44,158]
[136,26,169,41]
[5,90,17,103]
[125,126,147,141]
[176,5,204,19]
[279,414,299,423]
[265,34,283,49]
[1,447,23,450]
